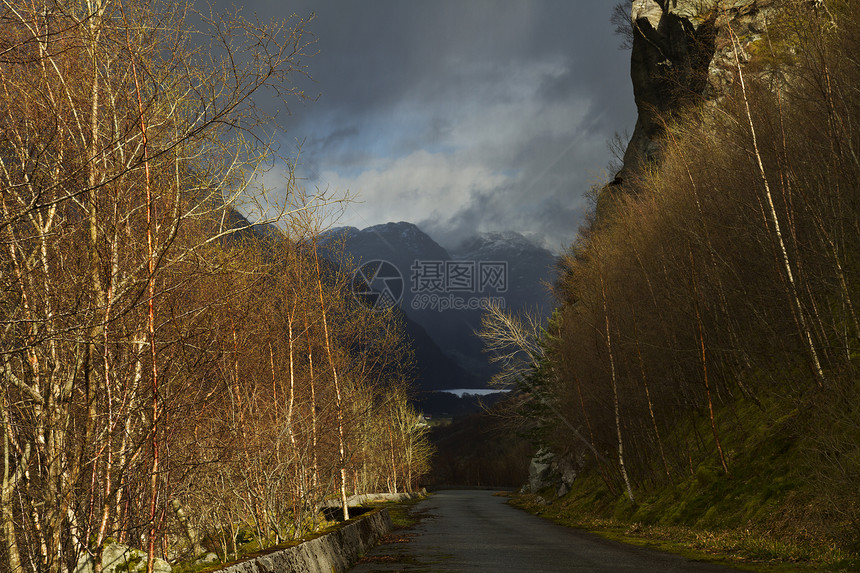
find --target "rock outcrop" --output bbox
[620,0,778,180]
[523,448,584,498]
[73,543,171,573]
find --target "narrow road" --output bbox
[350,489,739,572]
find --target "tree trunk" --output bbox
[599,270,634,504]
[313,247,349,521]
[728,18,825,388]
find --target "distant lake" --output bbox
[438,388,510,397]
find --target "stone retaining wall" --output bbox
[219,507,393,573]
[318,489,426,510]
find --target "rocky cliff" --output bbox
[619,0,779,180]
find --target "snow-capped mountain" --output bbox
[452,231,558,316]
[452,230,547,259]
[322,222,558,390]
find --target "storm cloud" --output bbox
[222,0,636,251]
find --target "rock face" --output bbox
[621,0,777,178]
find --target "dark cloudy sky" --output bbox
[228,0,636,252]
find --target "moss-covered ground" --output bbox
[509,397,860,572]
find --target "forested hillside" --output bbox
[0,2,430,571]
[497,0,860,566]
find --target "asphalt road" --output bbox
[349,489,739,572]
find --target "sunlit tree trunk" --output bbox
[2,382,30,573]
[312,246,349,520]
[728,17,825,388]
[599,269,634,504]
[304,317,319,491]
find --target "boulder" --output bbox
[74,543,171,573]
[554,453,582,497]
[524,448,585,497]
[526,448,555,493]
[194,552,220,566]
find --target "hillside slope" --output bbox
[510,1,860,569]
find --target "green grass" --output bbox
[366,492,429,529]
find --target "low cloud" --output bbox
[308,57,616,250]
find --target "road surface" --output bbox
[349,489,739,572]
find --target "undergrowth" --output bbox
[511,395,860,572]
[376,496,426,529]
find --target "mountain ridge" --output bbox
[321,221,558,391]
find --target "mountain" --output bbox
[451,231,557,315]
[321,222,473,387]
[398,311,481,391]
[444,230,558,381]
[321,222,450,266]
[322,222,558,390]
